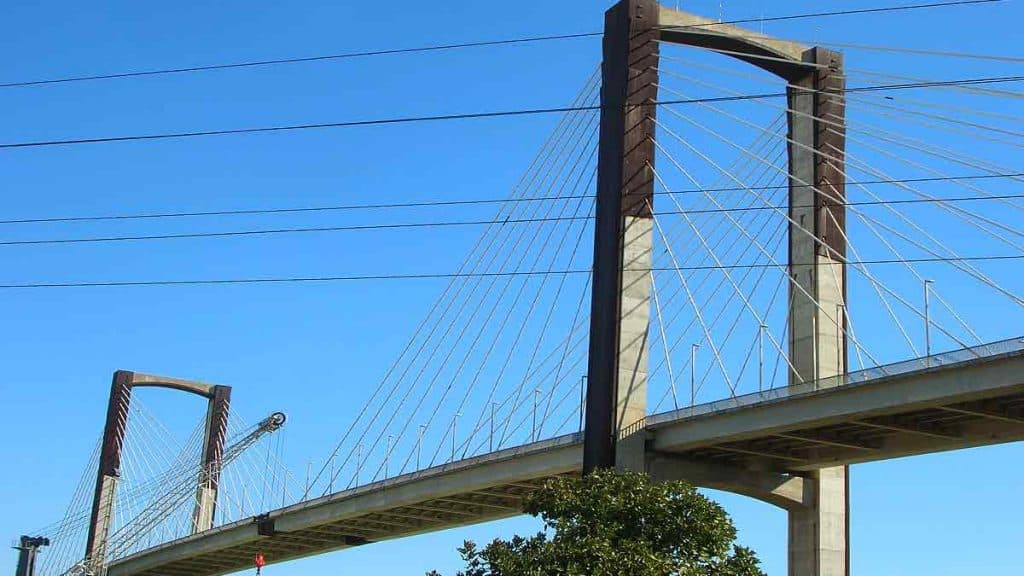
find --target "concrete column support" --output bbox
[786,47,849,576]
[584,0,659,473]
[85,370,134,568]
[192,385,232,533]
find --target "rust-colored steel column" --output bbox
[85,370,134,567]
[192,384,231,533]
[584,0,659,473]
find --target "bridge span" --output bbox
[108,339,1024,576]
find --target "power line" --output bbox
[2,255,1020,290]
[2,75,1021,151]
[4,186,1023,247]
[0,0,999,90]
[3,172,1019,226]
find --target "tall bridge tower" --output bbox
[84,371,232,571]
[583,1,848,574]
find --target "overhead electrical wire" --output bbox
[3,188,1023,247]
[0,0,1000,90]
[3,172,1021,226]
[1,75,1021,150]
[2,255,1022,290]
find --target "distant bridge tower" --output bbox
[583,1,847,575]
[84,371,232,569]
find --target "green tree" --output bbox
[429,470,764,576]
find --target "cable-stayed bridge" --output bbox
[13,2,1024,576]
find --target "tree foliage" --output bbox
[429,470,764,576]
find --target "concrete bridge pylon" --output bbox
[583,1,848,574]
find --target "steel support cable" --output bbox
[829,162,985,345]
[4,75,1023,151]
[346,104,600,487]
[837,109,1024,213]
[310,69,600,496]
[648,202,737,396]
[481,350,590,452]
[656,62,1024,212]
[40,446,102,576]
[836,114,1024,208]
[534,275,592,441]
[459,176,594,456]
[657,63,1024,147]
[464,316,594,453]
[654,109,982,357]
[808,128,1024,308]
[649,159,802,391]
[489,202,593,449]
[723,272,789,398]
[656,60,1024,239]
[646,116,789,328]
[650,78,953,352]
[105,420,265,558]
[846,94,1024,141]
[651,247,788,413]
[369,103,600,482]
[846,68,1024,99]
[650,111,914,362]
[647,171,791,405]
[411,127,599,472]
[650,113,884,366]
[839,155,1024,309]
[647,167,788,397]
[849,90,1024,125]
[848,98,1024,150]
[649,152,804,387]
[650,272,680,409]
[465,321,591,456]
[486,175,596,450]
[837,129,1024,249]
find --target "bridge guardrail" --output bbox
[647,336,1024,427]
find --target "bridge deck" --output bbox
[108,339,1024,576]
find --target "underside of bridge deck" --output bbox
[670,393,1024,472]
[650,349,1024,473]
[108,438,581,576]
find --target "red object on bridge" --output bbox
[255,553,266,574]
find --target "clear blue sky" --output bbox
[2,1,1022,575]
